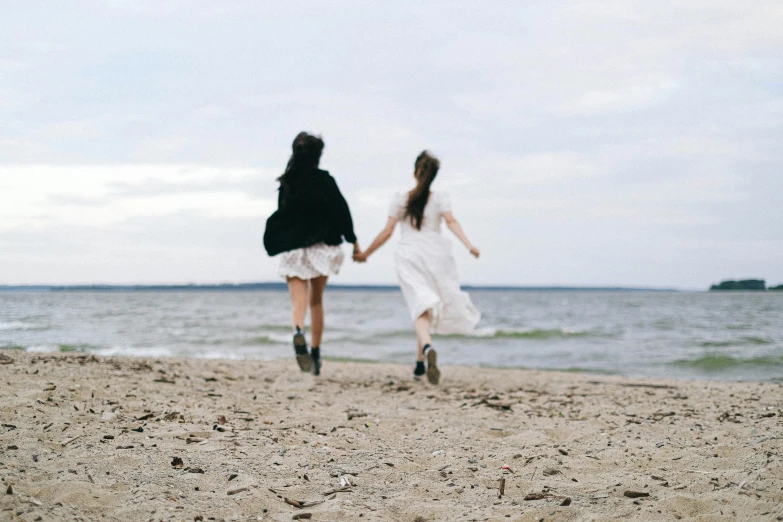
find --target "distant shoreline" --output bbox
[0,283,680,292]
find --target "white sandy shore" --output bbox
[1,351,781,521]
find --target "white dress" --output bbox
[278,243,345,280]
[389,191,481,335]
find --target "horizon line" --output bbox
[0,282,684,292]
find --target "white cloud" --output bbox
[0,165,276,230]
[0,1,781,286]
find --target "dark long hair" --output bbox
[404,151,440,230]
[277,132,324,209]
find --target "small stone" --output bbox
[6,445,18,450]
[558,448,569,456]
[624,490,650,498]
[560,497,572,506]
[103,435,114,440]
[171,457,184,469]
[6,485,12,494]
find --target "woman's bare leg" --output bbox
[414,312,433,362]
[309,276,328,347]
[286,277,309,331]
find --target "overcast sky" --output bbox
[1,1,781,288]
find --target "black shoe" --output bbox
[293,327,312,372]
[413,361,425,380]
[426,347,440,385]
[311,347,321,376]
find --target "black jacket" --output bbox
[263,169,357,256]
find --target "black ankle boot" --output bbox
[311,347,321,376]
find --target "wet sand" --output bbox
[1,351,781,521]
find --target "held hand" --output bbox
[353,251,368,263]
[469,245,480,259]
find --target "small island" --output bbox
[710,279,766,291]
[770,284,783,291]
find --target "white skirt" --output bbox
[278,242,345,280]
[395,235,481,335]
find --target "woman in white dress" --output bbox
[354,151,480,384]
[264,132,360,375]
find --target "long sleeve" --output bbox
[327,177,357,243]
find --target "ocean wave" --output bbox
[671,354,783,371]
[58,344,94,353]
[475,327,595,340]
[0,321,47,331]
[93,346,175,358]
[698,336,775,348]
[244,335,285,345]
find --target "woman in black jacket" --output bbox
[264,132,359,375]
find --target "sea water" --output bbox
[1,290,781,381]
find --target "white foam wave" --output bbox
[0,321,44,331]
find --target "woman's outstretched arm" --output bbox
[353,217,397,262]
[443,211,480,258]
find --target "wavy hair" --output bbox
[404,150,440,230]
[277,132,324,208]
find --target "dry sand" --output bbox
[1,351,781,521]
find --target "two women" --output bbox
[264,133,480,383]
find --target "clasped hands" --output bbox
[352,242,368,263]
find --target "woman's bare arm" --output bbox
[443,211,480,258]
[353,217,397,262]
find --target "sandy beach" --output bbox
[1,352,781,521]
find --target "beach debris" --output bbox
[116,445,134,449]
[560,497,572,506]
[0,353,13,364]
[6,485,12,495]
[227,487,249,496]
[102,434,114,440]
[136,413,155,421]
[43,384,56,391]
[656,441,665,448]
[61,435,82,446]
[524,492,547,501]
[432,450,445,456]
[322,486,352,495]
[346,410,368,420]
[132,426,143,432]
[624,490,650,498]
[188,467,205,474]
[502,464,514,473]
[164,412,182,421]
[228,473,238,481]
[498,477,506,498]
[217,414,227,425]
[187,437,207,444]
[171,457,184,469]
[558,448,569,456]
[6,445,18,450]
[717,411,742,423]
[100,411,116,422]
[543,467,561,476]
[292,514,312,520]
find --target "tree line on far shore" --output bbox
[709,279,783,291]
